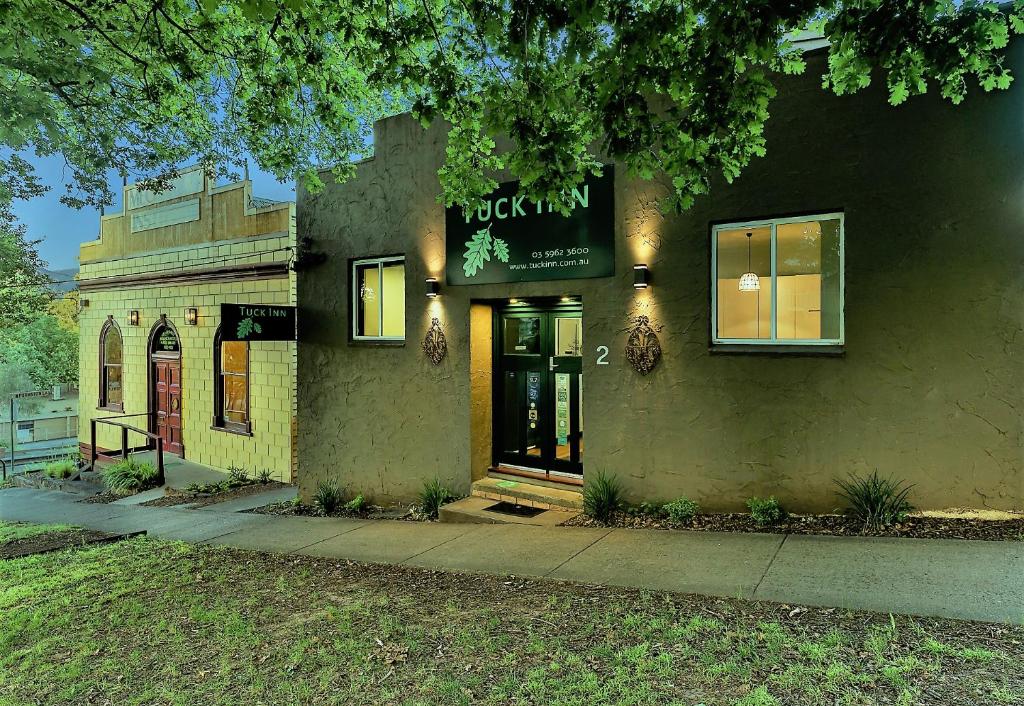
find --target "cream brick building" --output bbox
[78,166,296,481]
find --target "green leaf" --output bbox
[462,227,492,278]
[493,237,509,263]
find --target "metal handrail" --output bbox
[90,413,165,486]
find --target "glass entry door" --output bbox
[495,304,583,477]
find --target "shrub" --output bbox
[583,471,623,524]
[835,471,914,531]
[419,478,453,519]
[664,497,700,523]
[103,458,158,493]
[747,496,785,526]
[44,456,78,479]
[344,494,366,513]
[314,478,343,515]
[227,465,249,483]
[256,468,272,484]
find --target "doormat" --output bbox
[486,501,546,518]
[495,480,519,489]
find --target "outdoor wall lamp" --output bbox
[425,277,440,298]
[633,264,651,289]
[185,307,199,326]
[129,310,140,326]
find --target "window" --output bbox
[352,256,405,341]
[214,327,250,433]
[99,318,124,410]
[712,213,843,347]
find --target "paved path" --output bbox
[2,486,1022,625]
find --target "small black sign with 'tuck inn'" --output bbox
[221,303,296,342]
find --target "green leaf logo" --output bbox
[463,225,493,278]
[493,237,509,263]
[237,317,262,339]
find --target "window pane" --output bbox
[502,371,521,454]
[104,328,122,364]
[776,219,841,340]
[221,341,247,374]
[555,317,582,356]
[106,365,123,405]
[356,263,381,337]
[380,261,405,338]
[716,226,771,339]
[223,374,247,423]
[503,317,541,355]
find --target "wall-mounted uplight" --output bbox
[509,298,520,305]
[633,264,651,289]
[185,307,198,326]
[425,277,440,298]
[129,310,140,326]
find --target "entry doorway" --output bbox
[148,320,183,456]
[493,301,583,479]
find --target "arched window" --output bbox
[213,326,250,433]
[99,317,123,411]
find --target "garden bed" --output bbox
[248,498,424,520]
[141,480,287,508]
[565,511,1024,541]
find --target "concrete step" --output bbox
[471,476,583,511]
[439,496,579,526]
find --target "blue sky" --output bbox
[12,155,296,272]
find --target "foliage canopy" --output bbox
[2,0,1023,212]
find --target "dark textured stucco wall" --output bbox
[297,47,1024,512]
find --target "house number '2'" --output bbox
[596,345,610,365]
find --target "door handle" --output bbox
[549,357,558,371]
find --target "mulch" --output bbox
[140,481,287,509]
[0,529,132,560]
[80,492,126,504]
[565,511,1024,541]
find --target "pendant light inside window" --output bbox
[738,231,760,292]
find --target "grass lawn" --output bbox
[0,524,1021,706]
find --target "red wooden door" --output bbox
[154,359,183,455]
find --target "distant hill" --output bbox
[42,268,78,293]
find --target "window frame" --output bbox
[212,325,252,435]
[98,316,124,412]
[710,212,845,349]
[350,255,406,343]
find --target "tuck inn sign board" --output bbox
[221,303,297,342]
[444,169,615,285]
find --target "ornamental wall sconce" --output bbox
[129,310,140,326]
[423,317,448,365]
[185,307,199,326]
[633,264,651,289]
[425,277,440,298]
[625,314,662,375]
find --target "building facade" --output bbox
[295,45,1024,513]
[78,167,297,481]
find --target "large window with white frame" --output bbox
[712,213,844,346]
[352,256,406,341]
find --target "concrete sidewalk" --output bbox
[1,486,1021,625]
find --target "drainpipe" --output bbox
[8,397,15,474]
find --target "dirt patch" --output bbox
[140,481,287,509]
[0,528,127,559]
[565,511,1024,541]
